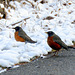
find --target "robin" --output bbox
[13,26,37,43]
[46,31,75,55]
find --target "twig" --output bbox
[25,0,35,8]
[11,17,30,26]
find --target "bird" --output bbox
[46,31,75,56]
[13,26,37,43]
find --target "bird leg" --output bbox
[52,50,59,56]
[52,48,66,57]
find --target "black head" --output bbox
[13,26,21,31]
[46,31,54,37]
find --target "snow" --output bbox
[0,0,75,72]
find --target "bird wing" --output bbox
[53,34,68,49]
[18,29,32,42]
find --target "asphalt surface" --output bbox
[1,49,75,75]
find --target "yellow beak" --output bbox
[12,28,15,29]
[45,32,48,34]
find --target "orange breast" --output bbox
[47,36,61,50]
[15,31,25,42]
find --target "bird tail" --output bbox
[68,46,75,49]
[29,40,37,43]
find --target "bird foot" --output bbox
[51,54,59,57]
[51,50,59,57]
